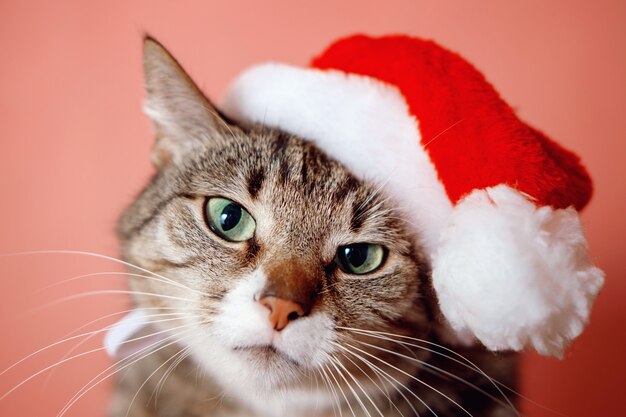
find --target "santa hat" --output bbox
[220,35,604,357]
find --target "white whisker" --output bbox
[37,290,202,312]
[0,250,219,299]
[57,327,197,417]
[334,341,423,417]
[125,345,188,417]
[343,341,471,416]
[42,271,216,299]
[355,339,515,413]
[1,312,191,378]
[328,356,373,417]
[1,320,198,401]
[319,363,343,417]
[324,362,356,417]
[151,346,192,406]
[334,345,405,417]
[41,308,206,388]
[334,353,386,417]
[339,326,518,416]
[422,119,464,149]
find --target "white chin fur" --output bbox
[432,185,604,357]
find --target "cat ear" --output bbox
[142,37,232,168]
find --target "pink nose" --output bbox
[259,296,305,331]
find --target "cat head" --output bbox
[116,38,433,399]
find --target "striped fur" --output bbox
[110,38,519,417]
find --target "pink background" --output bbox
[1,1,625,416]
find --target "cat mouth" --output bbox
[233,345,301,367]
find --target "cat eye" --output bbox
[334,243,387,275]
[204,197,256,242]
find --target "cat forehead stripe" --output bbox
[247,167,265,198]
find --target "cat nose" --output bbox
[258,296,305,331]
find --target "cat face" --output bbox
[117,39,432,399]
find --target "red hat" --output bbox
[221,35,604,356]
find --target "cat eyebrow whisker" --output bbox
[202,105,238,140]
[332,342,420,417]
[422,119,465,150]
[355,168,399,218]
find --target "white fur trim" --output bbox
[432,185,604,357]
[221,63,452,254]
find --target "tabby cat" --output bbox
[110,38,518,417]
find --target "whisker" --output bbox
[56,306,209,340]
[333,354,386,417]
[494,385,567,417]
[319,363,343,417]
[422,119,464,149]
[151,346,192,407]
[204,106,238,140]
[1,312,191,378]
[1,320,198,401]
[354,339,515,413]
[57,327,198,417]
[343,342,450,416]
[311,368,321,412]
[13,289,211,326]
[324,362,356,417]
[334,345,405,417]
[0,250,219,299]
[65,330,189,411]
[334,342,422,417]
[348,344,473,417]
[339,327,518,416]
[125,345,189,417]
[42,271,215,299]
[354,176,395,226]
[316,367,340,417]
[41,308,206,388]
[328,356,374,417]
[36,290,203,314]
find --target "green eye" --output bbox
[205,197,256,242]
[335,243,387,275]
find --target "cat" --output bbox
[109,38,519,417]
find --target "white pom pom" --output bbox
[432,185,604,357]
